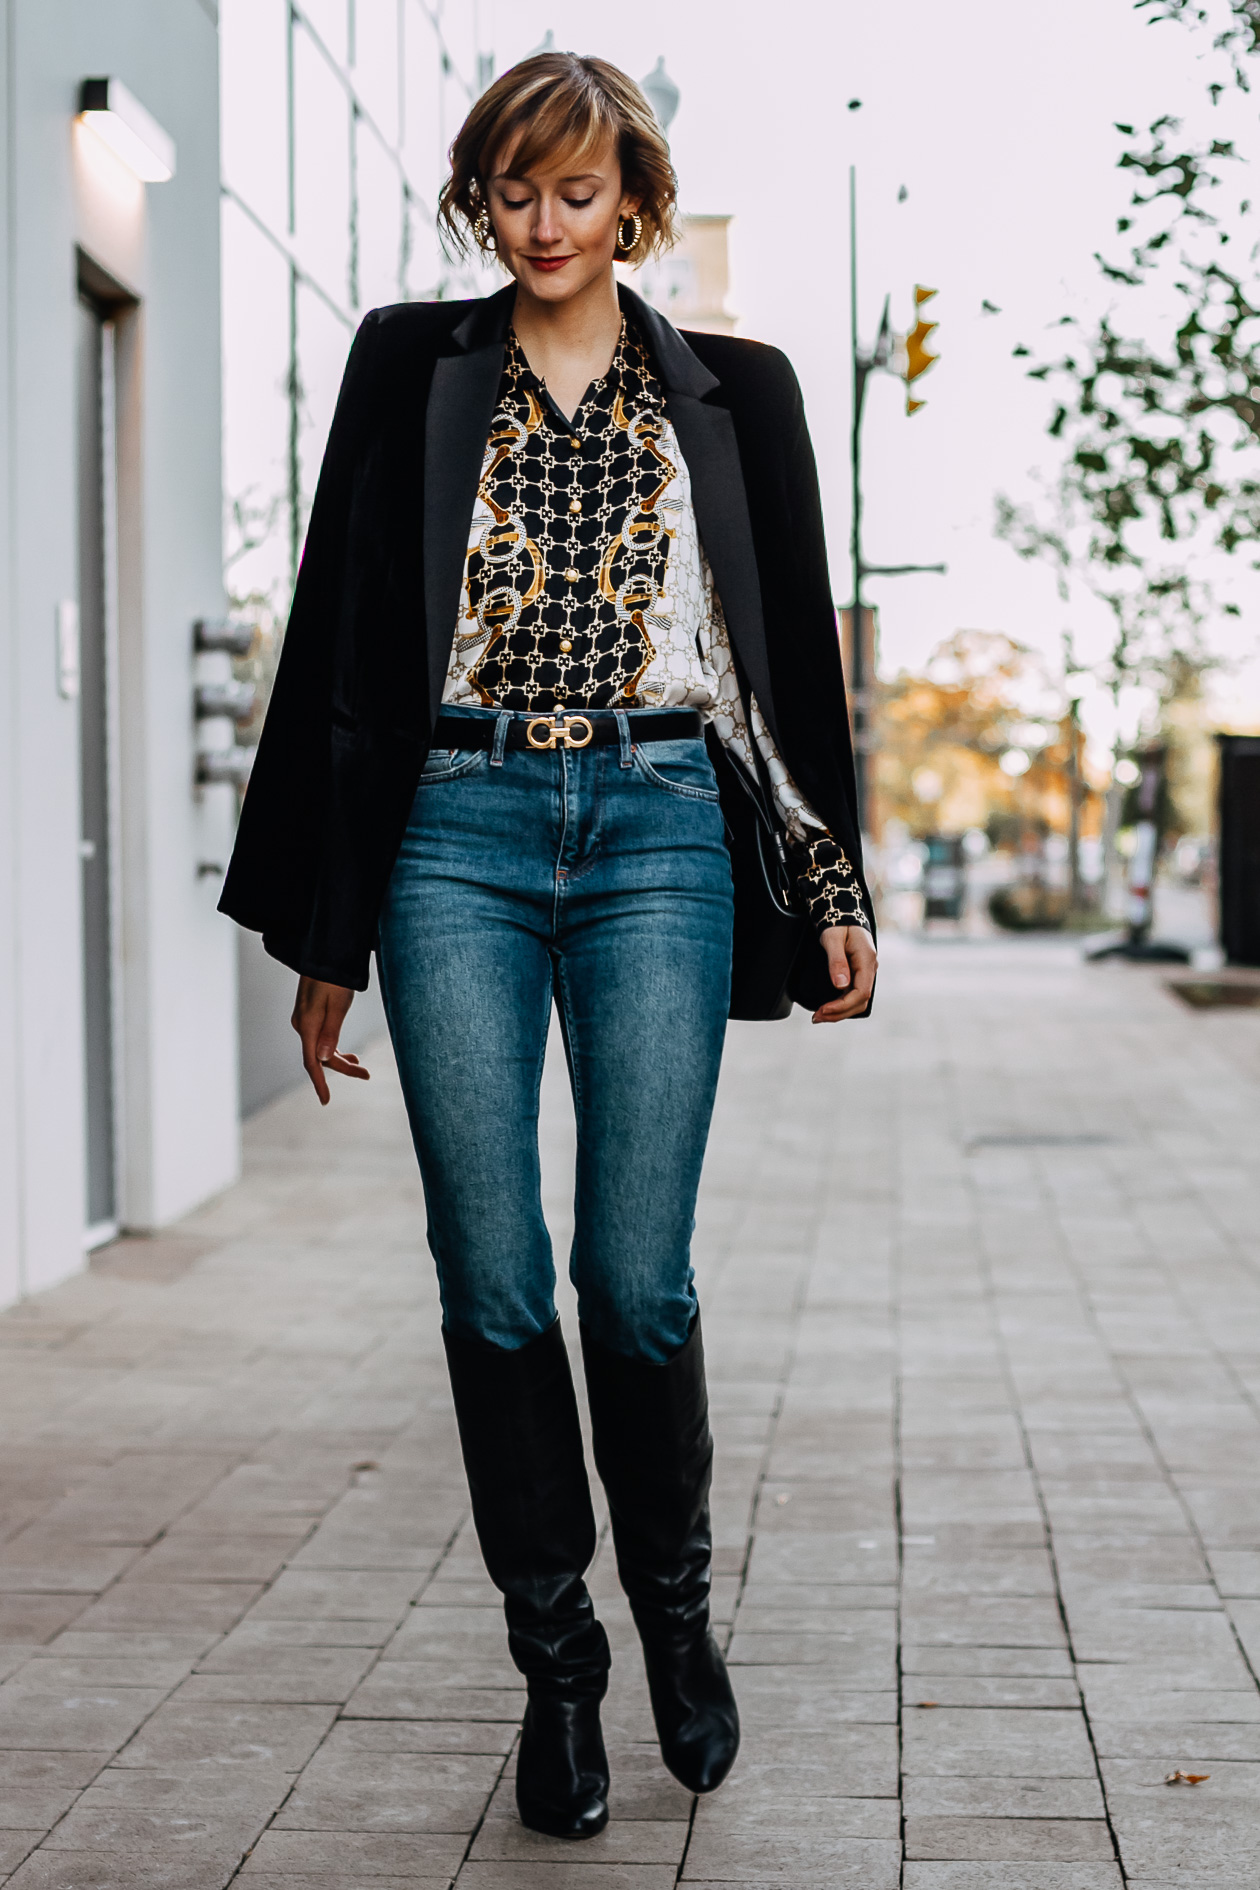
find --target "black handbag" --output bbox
[707,731,836,1021]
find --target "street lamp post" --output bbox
[845,162,946,832]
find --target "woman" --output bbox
[221,51,876,1842]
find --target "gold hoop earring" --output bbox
[473,207,494,251]
[616,212,643,256]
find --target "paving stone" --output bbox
[273,1743,502,1833]
[204,1618,394,1654]
[41,1803,265,1859]
[248,1570,424,1621]
[681,1824,902,1884]
[237,1878,448,1889]
[125,1535,303,1583]
[902,1870,1123,1889]
[903,1675,1080,1707]
[112,1701,336,1770]
[902,1645,1075,1678]
[39,1632,218,1663]
[903,1707,1098,1778]
[69,1762,293,1814]
[459,1871,677,1889]
[342,1662,523,1719]
[65,1582,261,1634]
[0,1550,137,1594]
[332,1717,518,1756]
[905,1816,1115,1860]
[0,1684,166,1752]
[903,1775,1106,1818]
[4,1856,232,1889]
[240,1829,467,1875]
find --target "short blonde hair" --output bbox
[438,52,678,268]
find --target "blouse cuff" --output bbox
[788,835,871,937]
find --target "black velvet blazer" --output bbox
[219,283,870,1008]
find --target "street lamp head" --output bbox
[640,56,680,132]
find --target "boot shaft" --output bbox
[443,1319,609,1688]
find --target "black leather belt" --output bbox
[431,709,703,753]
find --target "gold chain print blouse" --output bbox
[443,321,869,936]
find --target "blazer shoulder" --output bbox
[679,329,803,406]
[367,298,475,345]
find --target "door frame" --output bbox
[77,252,137,1247]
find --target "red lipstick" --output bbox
[528,256,574,273]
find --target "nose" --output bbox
[532,198,563,246]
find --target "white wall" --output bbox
[0,0,236,1304]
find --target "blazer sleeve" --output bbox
[775,363,869,897]
[218,310,381,978]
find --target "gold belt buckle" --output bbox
[525,714,594,751]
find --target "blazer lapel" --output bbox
[421,288,513,727]
[619,287,782,747]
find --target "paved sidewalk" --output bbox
[2,936,1260,1888]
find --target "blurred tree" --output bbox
[996,0,1257,725]
[873,630,1098,842]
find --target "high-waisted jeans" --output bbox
[377,705,734,1362]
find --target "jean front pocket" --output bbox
[418,745,486,783]
[632,737,721,802]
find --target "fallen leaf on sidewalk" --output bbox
[916,1700,939,1708]
[1165,1770,1210,1785]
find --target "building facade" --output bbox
[0,0,234,1303]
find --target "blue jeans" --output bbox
[377,707,734,1363]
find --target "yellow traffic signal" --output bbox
[904,285,938,415]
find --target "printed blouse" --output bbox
[441,319,869,936]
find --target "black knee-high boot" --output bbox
[580,1313,739,1794]
[443,1319,610,1839]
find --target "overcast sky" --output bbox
[473,0,1260,750]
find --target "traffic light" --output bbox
[904,285,938,415]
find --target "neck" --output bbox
[510,266,622,373]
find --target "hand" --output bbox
[812,925,878,1024]
[291,976,371,1105]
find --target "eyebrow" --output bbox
[492,170,604,184]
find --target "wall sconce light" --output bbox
[78,78,176,183]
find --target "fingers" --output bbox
[813,930,878,1024]
[321,1052,370,1083]
[812,991,868,1024]
[292,976,360,1104]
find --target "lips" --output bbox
[528,256,574,273]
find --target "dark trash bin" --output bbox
[1218,734,1260,967]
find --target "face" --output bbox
[484,132,639,302]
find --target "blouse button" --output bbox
[559,638,573,654]
[569,499,582,515]
[563,567,579,583]
[569,437,581,451]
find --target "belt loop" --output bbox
[491,711,511,767]
[615,709,633,769]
